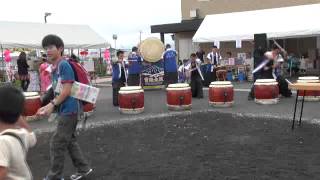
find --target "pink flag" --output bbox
[104,49,110,60]
[4,49,11,63]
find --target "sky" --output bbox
[0,0,181,49]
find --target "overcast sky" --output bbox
[0,0,181,49]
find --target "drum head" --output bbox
[255,79,276,83]
[139,38,165,63]
[298,76,319,80]
[24,92,40,99]
[119,86,143,94]
[120,86,142,91]
[168,83,189,88]
[210,81,232,86]
[24,92,39,97]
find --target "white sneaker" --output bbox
[70,169,93,180]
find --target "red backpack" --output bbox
[67,58,92,106]
[67,58,90,85]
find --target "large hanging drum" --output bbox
[139,38,165,63]
[254,79,279,105]
[119,86,144,114]
[209,81,234,107]
[23,92,41,116]
[166,83,192,110]
[297,76,320,101]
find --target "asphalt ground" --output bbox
[30,83,319,133]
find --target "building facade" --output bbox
[152,0,320,74]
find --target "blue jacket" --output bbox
[128,52,142,74]
[163,49,178,72]
[112,63,126,83]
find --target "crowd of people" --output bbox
[112,44,230,105]
[0,35,300,179]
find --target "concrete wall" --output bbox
[182,0,320,20]
[175,32,196,60]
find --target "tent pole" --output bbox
[0,44,4,82]
[99,48,102,75]
[0,44,3,65]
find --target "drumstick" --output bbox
[273,40,287,53]
[252,59,270,74]
[285,79,293,85]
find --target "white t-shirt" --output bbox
[207,52,222,65]
[0,128,37,180]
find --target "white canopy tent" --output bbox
[0,21,109,49]
[193,4,320,42]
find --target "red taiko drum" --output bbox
[23,92,41,116]
[297,77,320,101]
[119,86,144,114]
[166,83,192,110]
[254,79,279,104]
[209,81,234,107]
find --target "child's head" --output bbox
[42,34,64,63]
[132,47,138,52]
[41,54,47,62]
[190,53,197,61]
[0,85,25,124]
[117,50,124,59]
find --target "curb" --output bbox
[33,109,319,135]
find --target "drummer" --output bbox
[112,50,127,106]
[207,45,222,82]
[248,44,290,100]
[271,44,292,97]
[162,44,178,86]
[127,46,143,86]
[187,53,204,98]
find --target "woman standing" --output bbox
[17,52,30,91]
[39,54,51,94]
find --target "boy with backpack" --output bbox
[0,85,36,180]
[37,34,92,180]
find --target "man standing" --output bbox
[207,45,222,82]
[162,44,178,86]
[127,46,142,86]
[37,34,92,180]
[187,53,204,98]
[112,50,127,106]
[196,46,205,63]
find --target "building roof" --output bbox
[151,19,203,34]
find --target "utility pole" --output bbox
[139,30,142,44]
[44,12,52,23]
[112,34,118,49]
